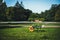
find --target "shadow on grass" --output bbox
[34,29,46,32]
[54,28,60,40]
[41,35,49,39]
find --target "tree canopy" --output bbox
[40,4,60,21]
[0,1,32,21]
[29,4,60,22]
[0,0,60,22]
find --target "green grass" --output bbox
[0,27,60,40]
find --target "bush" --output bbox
[32,23,42,30]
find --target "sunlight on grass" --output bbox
[0,27,60,40]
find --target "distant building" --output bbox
[34,19,42,22]
[35,19,39,22]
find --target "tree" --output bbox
[15,1,24,9]
[0,1,7,21]
[55,10,60,21]
[6,7,14,21]
[0,0,3,3]
[40,4,60,21]
[0,0,32,21]
[13,1,24,21]
[13,1,32,21]
[55,4,60,21]
[24,9,32,20]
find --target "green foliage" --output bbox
[0,1,7,21]
[28,18,34,21]
[0,0,3,3]
[0,0,60,21]
[28,13,41,21]
[55,4,60,21]
[0,1,32,21]
[29,13,40,18]
[32,23,42,30]
[40,4,60,21]
[39,18,45,21]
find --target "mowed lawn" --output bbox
[0,27,60,40]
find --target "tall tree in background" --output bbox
[13,1,32,21]
[6,7,14,21]
[0,0,60,21]
[0,0,32,21]
[2,1,7,21]
[55,4,60,21]
[0,0,2,4]
[0,0,7,21]
[0,0,3,21]
[40,4,60,21]
[13,1,25,21]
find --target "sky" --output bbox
[4,0,60,13]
